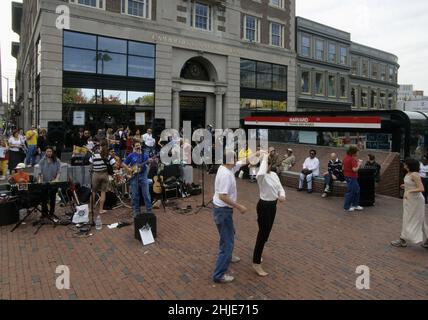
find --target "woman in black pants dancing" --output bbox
[253,151,286,277]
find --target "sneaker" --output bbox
[346,207,355,212]
[324,186,330,193]
[231,256,241,263]
[297,188,303,192]
[321,193,327,198]
[354,206,364,211]
[307,189,313,194]
[391,239,407,248]
[216,274,235,283]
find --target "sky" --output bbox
[296,0,428,94]
[0,0,427,103]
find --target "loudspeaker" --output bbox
[104,192,118,210]
[47,121,65,145]
[134,213,157,240]
[153,118,166,137]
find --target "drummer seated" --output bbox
[9,163,30,185]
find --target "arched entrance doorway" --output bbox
[172,56,226,130]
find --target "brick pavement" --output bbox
[1,171,427,300]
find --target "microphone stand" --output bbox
[195,161,213,214]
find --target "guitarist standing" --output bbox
[123,142,153,217]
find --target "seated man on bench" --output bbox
[298,150,320,194]
[321,153,344,198]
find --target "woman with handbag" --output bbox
[8,130,26,175]
[89,140,116,214]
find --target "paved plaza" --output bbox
[1,172,427,300]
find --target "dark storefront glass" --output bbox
[98,37,127,54]
[63,48,97,73]
[128,56,155,78]
[64,31,96,49]
[240,59,287,92]
[97,52,127,76]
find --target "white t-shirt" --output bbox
[303,157,320,177]
[142,133,155,147]
[8,136,23,152]
[213,163,242,208]
[419,163,428,178]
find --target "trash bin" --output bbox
[358,168,376,207]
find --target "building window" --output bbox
[121,0,151,19]
[371,90,378,108]
[315,39,324,61]
[371,63,378,79]
[339,77,347,98]
[380,92,386,109]
[270,22,283,47]
[240,99,286,112]
[393,67,398,83]
[351,56,359,76]
[191,2,212,31]
[36,39,41,75]
[380,64,386,81]
[351,88,356,107]
[63,30,155,79]
[269,0,284,9]
[362,59,369,78]
[339,47,348,65]
[301,70,310,94]
[315,72,324,96]
[244,15,260,42]
[361,89,368,108]
[328,43,336,63]
[69,0,105,10]
[388,93,393,109]
[240,59,287,91]
[389,66,394,82]
[301,34,311,57]
[328,75,336,97]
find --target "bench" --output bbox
[279,171,348,197]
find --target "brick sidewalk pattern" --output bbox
[1,172,427,300]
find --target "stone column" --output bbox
[215,87,226,129]
[172,89,180,130]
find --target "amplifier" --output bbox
[71,155,90,166]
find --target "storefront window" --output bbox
[63,30,155,79]
[240,98,286,112]
[63,88,97,104]
[240,59,287,91]
[128,92,154,106]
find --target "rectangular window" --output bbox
[245,15,260,42]
[371,90,378,108]
[240,59,287,91]
[191,2,211,31]
[351,88,356,107]
[361,89,368,108]
[69,0,105,10]
[340,47,348,65]
[380,64,386,81]
[301,34,311,57]
[328,75,336,97]
[315,72,324,96]
[121,0,151,19]
[240,99,286,112]
[127,92,154,106]
[270,23,283,47]
[301,71,310,94]
[63,30,155,79]
[362,59,369,77]
[339,77,347,98]
[63,88,97,104]
[351,56,359,76]
[315,39,324,61]
[328,43,336,63]
[371,63,379,79]
[389,66,394,82]
[380,92,386,109]
[269,0,284,9]
[388,93,393,109]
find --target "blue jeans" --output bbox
[144,146,155,157]
[129,170,152,217]
[212,207,235,282]
[25,145,37,166]
[299,173,316,190]
[344,177,360,210]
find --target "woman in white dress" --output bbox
[391,158,428,248]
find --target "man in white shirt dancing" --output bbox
[142,128,156,156]
[298,149,320,194]
[212,151,248,283]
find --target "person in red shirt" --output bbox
[343,146,364,212]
